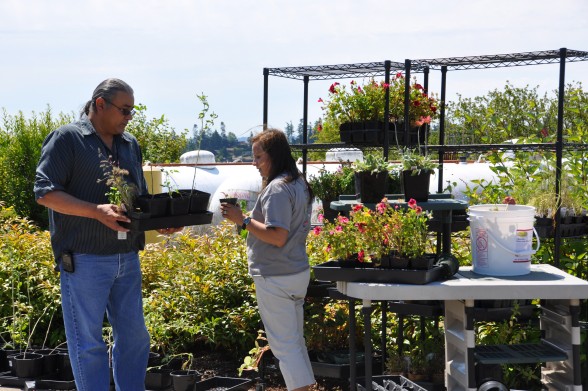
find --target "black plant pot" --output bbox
[409,254,436,270]
[33,348,60,376]
[171,369,202,391]
[219,197,238,206]
[186,190,211,213]
[148,351,162,367]
[169,192,191,216]
[401,170,431,202]
[379,254,410,269]
[321,199,339,222]
[57,352,74,381]
[354,171,389,204]
[145,367,172,390]
[10,352,44,378]
[136,193,169,217]
[0,349,8,372]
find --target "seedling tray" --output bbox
[32,378,76,390]
[194,376,254,391]
[125,211,213,231]
[356,375,427,391]
[313,261,444,284]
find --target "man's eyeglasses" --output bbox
[104,99,136,117]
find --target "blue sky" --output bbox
[1,0,587,141]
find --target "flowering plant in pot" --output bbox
[316,75,439,145]
[377,198,433,268]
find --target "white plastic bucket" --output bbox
[468,204,540,276]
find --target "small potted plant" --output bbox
[308,164,355,221]
[352,154,392,203]
[399,148,437,202]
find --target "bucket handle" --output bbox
[479,223,541,257]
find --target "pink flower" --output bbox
[376,202,387,214]
[337,216,349,224]
[408,199,417,209]
[313,226,323,235]
[356,223,366,233]
[415,206,423,214]
[358,250,365,262]
[317,213,324,223]
[335,225,343,232]
[318,97,323,103]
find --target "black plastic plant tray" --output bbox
[0,371,28,387]
[474,342,567,364]
[126,211,213,231]
[312,261,444,284]
[309,352,382,379]
[33,378,76,390]
[194,376,254,391]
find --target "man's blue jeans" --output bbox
[60,251,150,391]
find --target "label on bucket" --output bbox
[475,228,489,268]
[514,229,533,263]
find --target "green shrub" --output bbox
[141,221,259,355]
[0,107,73,229]
[0,202,63,348]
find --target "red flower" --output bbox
[313,226,323,235]
[395,72,404,79]
[414,83,424,90]
[329,82,340,94]
[503,196,516,205]
[407,198,417,209]
[318,97,323,103]
[356,222,366,233]
[412,100,421,107]
[415,206,423,214]
[352,204,363,213]
[358,250,365,262]
[317,124,322,132]
[541,128,549,138]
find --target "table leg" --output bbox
[349,298,357,391]
[363,299,372,390]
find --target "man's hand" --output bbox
[95,204,131,232]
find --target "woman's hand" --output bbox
[220,202,243,224]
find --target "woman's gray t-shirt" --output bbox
[247,175,311,276]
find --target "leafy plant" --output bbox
[400,148,438,176]
[352,154,391,174]
[98,150,138,208]
[308,164,355,202]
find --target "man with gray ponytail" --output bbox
[34,78,181,391]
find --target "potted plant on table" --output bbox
[399,148,437,202]
[308,164,355,221]
[352,154,392,203]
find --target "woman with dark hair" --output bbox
[221,128,315,391]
